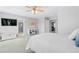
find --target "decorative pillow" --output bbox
[69,29,79,40]
[72,38,76,41]
[75,33,79,47]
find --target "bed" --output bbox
[26,33,79,53]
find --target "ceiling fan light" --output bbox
[32,10,38,14]
[26,6,44,14]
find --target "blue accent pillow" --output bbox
[75,33,79,47]
[72,38,76,41]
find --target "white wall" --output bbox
[58,7,79,35]
[0,12,28,52]
[38,7,79,35]
[38,17,45,33]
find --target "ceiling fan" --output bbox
[25,6,44,14]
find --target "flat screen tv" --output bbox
[1,18,17,26]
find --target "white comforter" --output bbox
[26,33,79,53]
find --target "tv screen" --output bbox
[1,18,17,26]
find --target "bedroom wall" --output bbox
[0,12,26,34]
[38,17,45,33]
[0,12,28,52]
[38,7,79,35]
[58,7,79,35]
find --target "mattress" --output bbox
[26,33,79,53]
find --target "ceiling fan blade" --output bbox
[26,10,32,12]
[36,6,43,9]
[36,10,44,12]
[25,6,33,9]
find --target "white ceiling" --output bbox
[0,6,58,18]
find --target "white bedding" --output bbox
[26,33,79,53]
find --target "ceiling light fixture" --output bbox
[25,6,44,14]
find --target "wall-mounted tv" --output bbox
[1,18,17,26]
